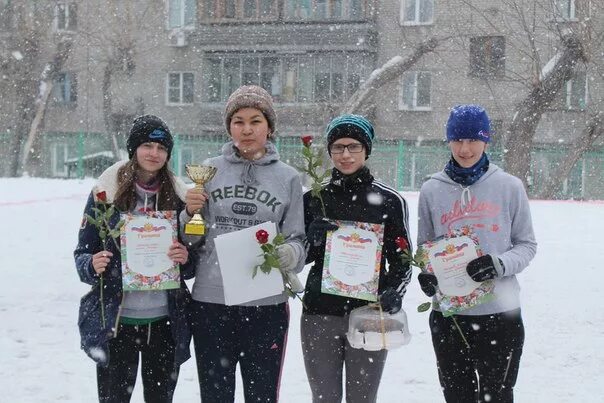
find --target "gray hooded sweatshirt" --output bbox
[182,141,306,306]
[417,163,537,316]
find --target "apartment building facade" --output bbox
[1,1,601,195]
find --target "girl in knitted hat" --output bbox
[182,85,306,402]
[301,114,413,402]
[74,114,198,402]
[417,105,537,402]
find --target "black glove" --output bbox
[307,218,338,246]
[418,272,438,297]
[466,254,505,282]
[379,288,402,314]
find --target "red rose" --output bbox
[301,135,313,147]
[96,191,107,203]
[395,236,409,251]
[256,229,269,244]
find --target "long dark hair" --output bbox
[114,156,180,212]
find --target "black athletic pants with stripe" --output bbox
[189,300,289,403]
[430,309,524,403]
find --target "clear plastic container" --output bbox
[346,305,411,351]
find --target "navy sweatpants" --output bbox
[189,300,289,402]
[430,309,524,403]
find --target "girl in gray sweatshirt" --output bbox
[181,85,305,403]
[417,105,537,403]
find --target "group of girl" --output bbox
[75,85,536,403]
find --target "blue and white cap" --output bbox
[126,114,174,160]
[446,105,491,143]
[325,114,376,158]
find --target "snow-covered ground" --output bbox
[1,177,602,402]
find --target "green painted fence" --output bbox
[2,132,603,200]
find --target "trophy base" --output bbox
[185,214,206,235]
[185,222,206,235]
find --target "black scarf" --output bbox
[444,153,489,186]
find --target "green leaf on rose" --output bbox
[273,233,285,245]
[85,214,98,226]
[265,255,280,268]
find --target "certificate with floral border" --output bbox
[321,220,384,302]
[421,227,495,316]
[120,210,180,291]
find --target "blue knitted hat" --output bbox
[446,105,491,143]
[325,114,375,157]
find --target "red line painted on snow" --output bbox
[0,193,87,207]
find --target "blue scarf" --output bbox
[444,153,489,186]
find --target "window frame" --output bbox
[166,71,195,105]
[53,72,78,105]
[552,0,576,21]
[284,0,367,21]
[400,0,434,26]
[564,72,588,110]
[175,146,194,176]
[51,143,69,177]
[398,71,432,111]
[201,53,368,104]
[54,2,77,32]
[202,0,278,22]
[168,0,197,30]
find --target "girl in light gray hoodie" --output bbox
[417,105,537,403]
[181,85,305,403]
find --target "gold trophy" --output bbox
[184,164,217,235]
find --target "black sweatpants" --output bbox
[97,318,178,403]
[189,300,289,403]
[429,309,524,403]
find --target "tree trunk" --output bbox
[20,82,53,174]
[102,62,121,162]
[21,39,73,175]
[7,94,34,177]
[536,111,603,199]
[341,37,440,115]
[505,33,587,189]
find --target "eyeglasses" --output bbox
[329,143,364,154]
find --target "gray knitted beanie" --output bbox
[224,85,277,135]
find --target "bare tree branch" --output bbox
[341,37,441,115]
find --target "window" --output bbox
[1,0,12,31]
[177,146,194,176]
[564,72,588,110]
[469,36,505,78]
[55,2,77,31]
[285,0,367,20]
[203,0,277,21]
[399,71,431,110]
[169,0,196,29]
[553,0,575,20]
[52,143,69,177]
[201,53,369,103]
[53,72,77,105]
[167,72,194,105]
[400,0,433,25]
